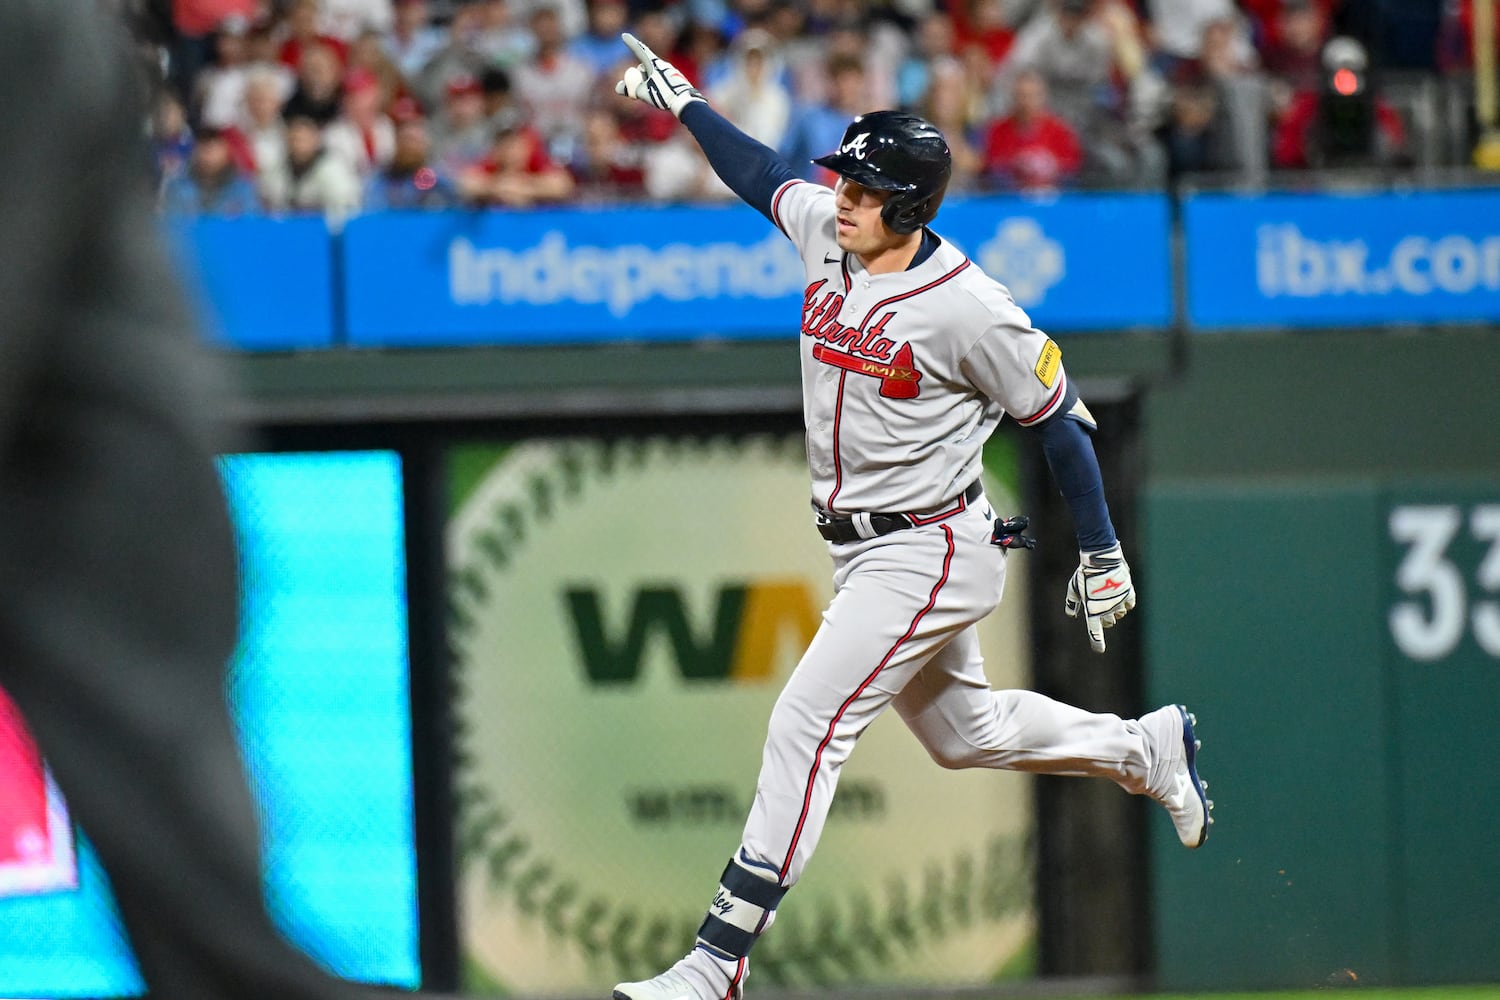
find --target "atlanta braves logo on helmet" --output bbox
[841,132,870,160]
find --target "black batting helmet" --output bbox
[812,110,952,235]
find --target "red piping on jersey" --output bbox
[777,524,956,884]
[857,259,971,328]
[840,254,851,293]
[906,491,968,526]
[1015,372,1068,427]
[770,180,802,238]
[824,370,848,512]
[722,957,746,1000]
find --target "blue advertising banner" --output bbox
[164,216,336,350]
[342,195,1171,346]
[1185,190,1500,329]
[343,206,801,346]
[940,192,1172,331]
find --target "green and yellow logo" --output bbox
[565,580,819,684]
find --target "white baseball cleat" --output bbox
[612,969,707,1000]
[1142,704,1213,848]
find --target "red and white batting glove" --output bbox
[1065,543,1135,653]
[615,31,706,118]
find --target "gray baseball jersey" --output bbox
[771,178,1070,515]
[615,107,1172,1000]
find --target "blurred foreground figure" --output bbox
[0,5,385,1000]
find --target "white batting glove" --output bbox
[1064,543,1135,653]
[614,31,706,118]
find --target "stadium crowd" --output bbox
[138,0,1485,217]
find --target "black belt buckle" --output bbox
[814,514,862,544]
[815,480,982,544]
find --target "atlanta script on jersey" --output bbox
[771,179,1072,515]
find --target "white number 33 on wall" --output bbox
[1389,504,1500,661]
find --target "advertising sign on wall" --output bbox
[449,434,1038,995]
[1185,190,1500,329]
[344,196,1171,347]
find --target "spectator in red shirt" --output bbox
[278,0,350,70]
[174,0,260,38]
[1241,0,1337,53]
[1262,0,1328,98]
[167,0,262,99]
[457,119,577,207]
[946,0,1018,71]
[982,69,1083,191]
[569,107,647,202]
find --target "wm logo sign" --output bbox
[564,580,820,684]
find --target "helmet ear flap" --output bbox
[882,198,920,236]
[881,191,945,236]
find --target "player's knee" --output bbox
[922,737,985,770]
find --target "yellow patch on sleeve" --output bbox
[1034,339,1061,389]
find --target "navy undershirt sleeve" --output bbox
[1032,408,1118,552]
[680,102,799,223]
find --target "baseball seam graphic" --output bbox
[449,436,1033,987]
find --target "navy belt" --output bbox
[815,480,982,544]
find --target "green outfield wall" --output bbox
[1137,327,1500,990]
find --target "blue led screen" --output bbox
[0,450,419,995]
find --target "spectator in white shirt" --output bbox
[709,29,792,149]
[260,111,364,223]
[233,67,291,176]
[195,16,255,130]
[1144,0,1255,73]
[324,68,396,176]
[511,4,594,154]
[322,0,395,41]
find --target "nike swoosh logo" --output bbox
[824,253,839,264]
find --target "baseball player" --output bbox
[610,32,1212,1000]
